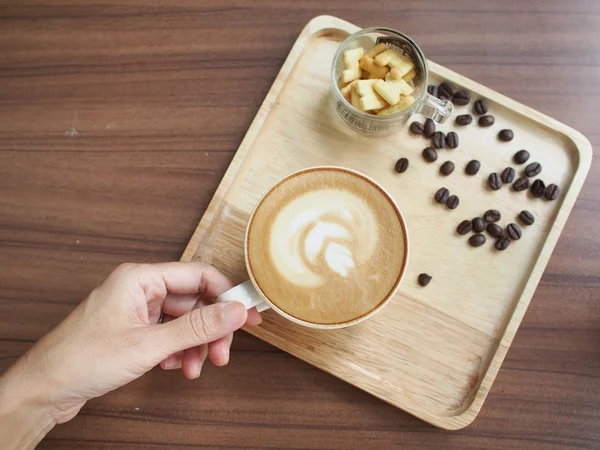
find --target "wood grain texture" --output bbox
[0,0,599,448]
[180,16,592,430]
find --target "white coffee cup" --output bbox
[217,166,409,330]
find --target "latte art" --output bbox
[247,168,407,326]
[270,189,378,287]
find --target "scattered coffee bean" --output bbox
[473,99,488,115]
[530,179,546,198]
[457,220,473,235]
[435,187,450,204]
[507,223,522,240]
[478,115,495,127]
[501,167,516,184]
[422,147,438,162]
[498,129,514,142]
[395,157,409,173]
[455,114,473,126]
[418,273,432,287]
[465,160,481,175]
[519,210,535,226]
[440,161,455,176]
[488,172,502,190]
[513,149,530,164]
[438,82,453,99]
[446,195,459,209]
[512,177,529,191]
[446,132,459,149]
[545,183,560,201]
[495,235,510,251]
[469,234,486,247]
[427,85,438,97]
[484,209,501,222]
[423,118,436,138]
[472,217,485,233]
[525,162,542,177]
[487,223,503,238]
[432,131,446,149]
[410,121,424,135]
[452,91,470,106]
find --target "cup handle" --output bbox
[217,280,271,313]
[417,94,454,123]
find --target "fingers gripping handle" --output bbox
[217,280,270,312]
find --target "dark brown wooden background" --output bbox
[1,1,599,448]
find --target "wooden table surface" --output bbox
[1,1,599,448]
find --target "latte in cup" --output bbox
[247,167,407,326]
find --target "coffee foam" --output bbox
[269,189,377,287]
[247,168,406,325]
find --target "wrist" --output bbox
[0,361,57,449]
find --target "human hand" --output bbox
[0,262,261,434]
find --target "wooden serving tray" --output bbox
[181,15,592,429]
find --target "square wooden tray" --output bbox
[181,15,592,429]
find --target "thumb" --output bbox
[145,302,248,361]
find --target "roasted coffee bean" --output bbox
[545,183,560,200]
[501,167,516,184]
[498,129,514,142]
[395,157,409,173]
[410,121,424,135]
[418,273,432,287]
[452,91,470,106]
[487,223,503,238]
[478,115,495,127]
[473,99,488,115]
[435,187,450,204]
[512,177,529,191]
[488,172,502,190]
[472,217,485,233]
[519,210,535,226]
[432,131,446,149]
[446,195,459,209]
[446,132,459,149]
[525,162,542,177]
[469,234,486,247]
[440,161,455,176]
[423,118,436,138]
[422,147,438,162]
[427,85,438,97]
[457,220,472,235]
[484,209,501,222]
[507,223,522,240]
[438,82,453,99]
[455,114,473,126]
[465,160,481,175]
[513,149,530,164]
[530,179,546,198]
[495,235,510,251]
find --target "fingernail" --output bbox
[194,362,203,379]
[163,357,176,370]
[219,301,245,326]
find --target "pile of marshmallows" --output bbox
[338,43,417,116]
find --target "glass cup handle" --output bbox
[417,94,454,123]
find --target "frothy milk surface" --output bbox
[247,168,407,325]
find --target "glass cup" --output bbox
[331,27,454,137]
